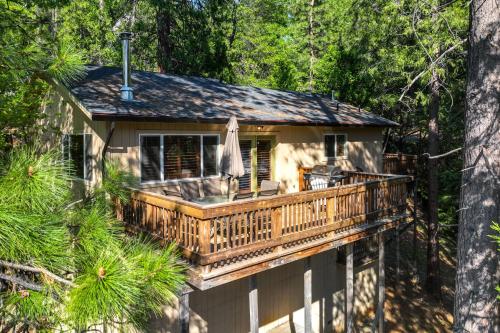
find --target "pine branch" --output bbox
[0,260,74,287]
[399,38,467,102]
[0,272,44,292]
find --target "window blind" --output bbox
[203,135,218,176]
[336,134,346,157]
[164,135,201,179]
[239,140,252,191]
[325,135,336,158]
[325,134,347,158]
[141,136,161,182]
[256,139,271,187]
[62,134,92,180]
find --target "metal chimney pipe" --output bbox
[120,32,133,101]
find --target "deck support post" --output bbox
[396,225,400,287]
[249,275,259,333]
[411,179,419,281]
[377,232,385,333]
[304,257,312,333]
[344,244,354,333]
[179,290,190,333]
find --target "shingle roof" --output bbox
[67,66,398,127]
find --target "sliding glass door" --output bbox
[238,136,275,192]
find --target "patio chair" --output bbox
[179,181,201,201]
[258,180,280,196]
[202,178,223,197]
[233,191,254,201]
[162,184,182,198]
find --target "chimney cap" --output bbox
[120,31,132,40]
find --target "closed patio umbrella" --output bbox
[221,116,245,198]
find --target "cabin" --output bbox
[41,35,414,333]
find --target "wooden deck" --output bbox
[116,171,413,290]
[383,153,418,175]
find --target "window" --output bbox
[164,135,201,179]
[62,134,92,180]
[140,134,219,183]
[324,134,347,159]
[203,136,218,177]
[140,136,161,182]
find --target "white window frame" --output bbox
[139,133,221,184]
[62,133,93,181]
[323,133,348,160]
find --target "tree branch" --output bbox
[399,38,467,102]
[422,147,462,159]
[0,260,74,287]
[0,273,44,292]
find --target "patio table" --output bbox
[192,194,235,206]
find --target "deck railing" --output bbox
[383,153,418,175]
[298,168,391,191]
[117,172,412,274]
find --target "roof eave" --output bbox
[90,113,399,127]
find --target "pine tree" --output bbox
[0,147,186,331]
[453,0,500,330]
[0,0,86,150]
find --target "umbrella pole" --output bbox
[227,177,231,199]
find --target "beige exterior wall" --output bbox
[108,122,384,193]
[150,249,378,333]
[40,87,109,189]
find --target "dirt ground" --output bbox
[356,218,456,333]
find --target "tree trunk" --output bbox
[97,0,105,65]
[453,0,500,331]
[425,66,441,297]
[307,0,315,93]
[228,0,238,48]
[156,4,173,73]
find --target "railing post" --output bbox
[114,198,123,221]
[272,207,282,252]
[299,166,305,192]
[144,202,151,229]
[327,196,336,224]
[366,182,374,222]
[199,219,211,255]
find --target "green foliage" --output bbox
[71,204,123,262]
[490,222,500,298]
[126,240,186,326]
[3,290,63,330]
[0,0,85,149]
[0,211,71,272]
[0,146,186,331]
[67,251,141,329]
[0,146,71,213]
[98,160,139,205]
[46,42,87,86]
